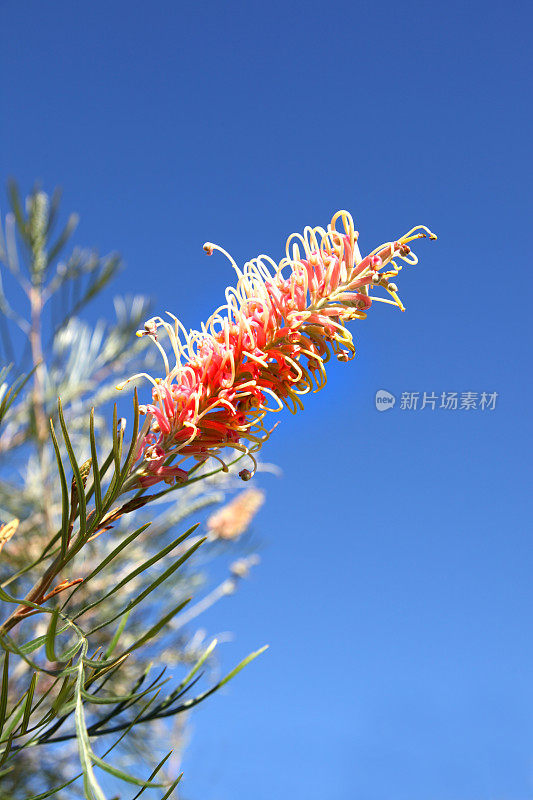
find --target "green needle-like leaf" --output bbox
[0,650,9,737]
[75,523,199,621]
[159,773,183,800]
[57,399,88,542]
[173,638,217,698]
[0,365,37,428]
[49,419,70,557]
[88,535,206,636]
[74,646,106,800]
[45,607,60,663]
[131,750,174,799]
[127,598,192,654]
[119,388,140,481]
[0,733,14,767]
[105,610,130,658]
[171,645,269,716]
[91,751,166,789]
[218,645,269,688]
[20,671,37,734]
[89,408,102,518]
[64,522,150,612]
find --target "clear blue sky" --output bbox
[2,1,532,798]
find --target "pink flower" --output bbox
[119,211,436,487]
[136,443,188,486]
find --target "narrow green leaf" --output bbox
[99,406,125,511]
[173,638,217,698]
[74,645,106,800]
[59,637,84,663]
[105,610,130,658]
[45,607,60,662]
[49,419,70,557]
[20,774,81,800]
[88,536,205,636]
[51,672,76,714]
[20,672,37,733]
[0,698,25,742]
[131,751,174,799]
[119,388,140,481]
[0,733,14,767]
[160,773,183,800]
[18,623,70,655]
[128,598,191,654]
[99,687,163,755]
[0,584,27,605]
[69,523,150,606]
[108,524,200,602]
[85,445,115,509]
[0,584,61,617]
[0,634,61,677]
[28,672,62,717]
[171,645,269,716]
[0,365,37,427]
[57,399,87,542]
[80,678,168,706]
[76,523,198,621]
[0,587,64,641]
[218,645,269,688]
[112,404,122,477]
[91,752,165,789]
[0,650,9,737]
[89,409,102,518]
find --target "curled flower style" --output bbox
[119,211,436,486]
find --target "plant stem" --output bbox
[0,553,63,636]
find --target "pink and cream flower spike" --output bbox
[118,211,436,488]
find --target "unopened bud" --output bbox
[137,318,159,339]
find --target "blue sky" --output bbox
[2,1,532,798]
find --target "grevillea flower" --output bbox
[119,211,435,486]
[207,488,265,541]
